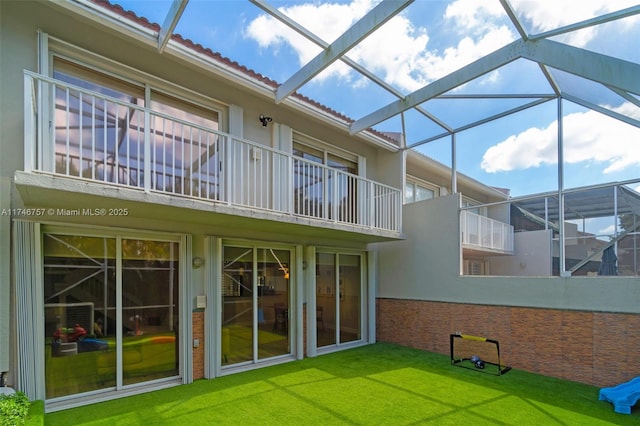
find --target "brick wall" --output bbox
[192,311,205,380]
[377,298,640,387]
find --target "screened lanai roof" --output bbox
[87,0,640,197]
[513,185,640,222]
[98,0,640,144]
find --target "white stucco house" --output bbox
[1,0,638,412]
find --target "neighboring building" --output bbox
[1,0,638,413]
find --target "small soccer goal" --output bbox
[450,333,511,375]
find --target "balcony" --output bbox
[22,71,401,235]
[461,210,514,254]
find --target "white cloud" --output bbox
[244,0,637,94]
[598,224,616,235]
[444,0,506,34]
[245,0,515,91]
[419,25,514,85]
[481,102,640,173]
[245,0,374,83]
[511,0,640,47]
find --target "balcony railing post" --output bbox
[396,190,401,232]
[332,170,338,222]
[23,74,35,173]
[143,108,151,193]
[492,217,496,247]
[225,136,232,205]
[369,181,375,228]
[288,155,294,215]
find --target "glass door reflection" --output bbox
[339,254,361,344]
[316,253,336,347]
[43,234,180,399]
[121,239,179,385]
[222,246,254,365]
[316,252,362,348]
[258,248,290,360]
[43,234,116,398]
[222,245,291,366]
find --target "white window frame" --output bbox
[36,223,191,411]
[461,196,488,217]
[312,247,368,356]
[43,33,227,131]
[405,176,440,204]
[292,131,362,176]
[214,238,300,377]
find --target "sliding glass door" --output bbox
[316,252,363,349]
[43,235,116,397]
[121,239,179,385]
[43,233,180,399]
[221,246,253,364]
[222,244,292,367]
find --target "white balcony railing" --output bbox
[23,71,401,233]
[461,210,514,253]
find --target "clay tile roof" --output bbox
[169,32,280,89]
[92,0,159,31]
[89,0,400,146]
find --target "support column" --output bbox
[557,98,569,277]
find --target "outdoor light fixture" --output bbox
[192,257,204,269]
[259,114,272,127]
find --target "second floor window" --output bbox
[292,140,359,221]
[292,142,357,174]
[462,198,487,216]
[52,57,222,199]
[405,179,437,204]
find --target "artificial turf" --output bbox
[44,342,639,425]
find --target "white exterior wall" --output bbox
[490,230,553,276]
[487,203,510,224]
[369,149,404,192]
[0,0,36,380]
[0,178,10,374]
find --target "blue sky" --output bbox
[113,0,640,200]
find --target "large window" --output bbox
[52,58,221,199]
[405,177,438,204]
[43,233,180,399]
[461,197,487,216]
[292,142,358,174]
[292,140,359,222]
[53,59,145,185]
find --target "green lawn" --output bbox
[44,343,638,425]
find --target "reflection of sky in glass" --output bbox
[53,69,221,194]
[292,145,357,215]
